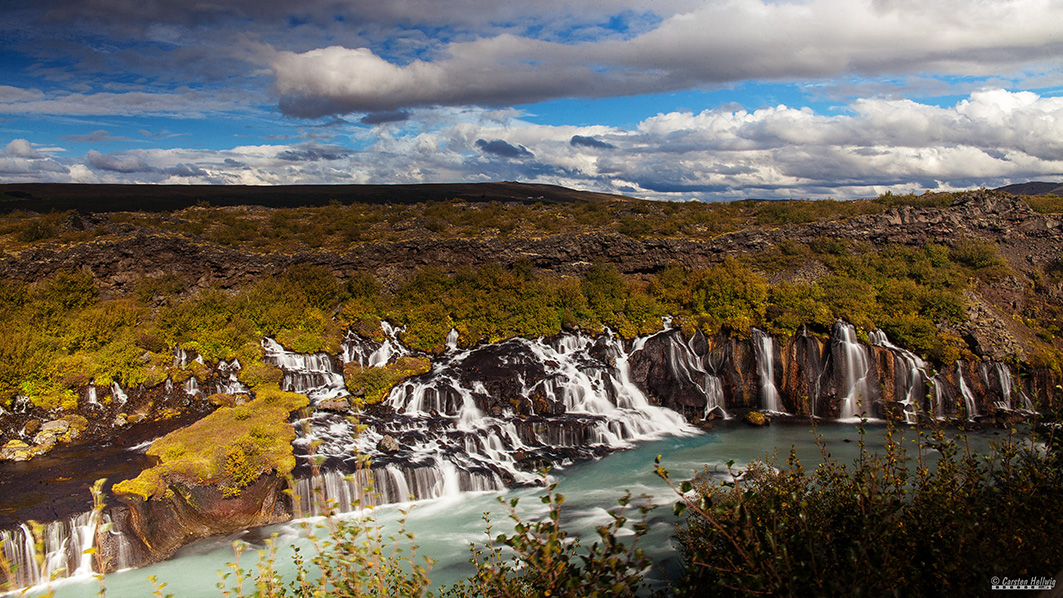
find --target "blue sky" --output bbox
[1,0,1062,200]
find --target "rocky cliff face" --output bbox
[106,472,292,571]
[630,323,1055,423]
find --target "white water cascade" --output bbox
[213,360,249,396]
[0,510,100,589]
[633,326,729,419]
[981,361,1034,413]
[957,362,978,419]
[868,330,924,424]
[110,382,128,407]
[704,376,726,419]
[751,328,784,413]
[284,328,696,516]
[341,322,410,368]
[833,321,874,420]
[262,338,346,400]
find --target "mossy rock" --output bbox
[344,356,432,406]
[745,411,771,426]
[113,383,308,500]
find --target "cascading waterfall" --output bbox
[110,382,127,407]
[0,510,100,589]
[982,362,1033,412]
[173,348,203,368]
[956,362,978,419]
[273,327,695,516]
[213,360,248,396]
[262,338,346,400]
[868,330,923,424]
[704,376,725,419]
[183,377,200,397]
[833,321,873,420]
[931,374,946,419]
[644,327,730,419]
[341,322,410,368]
[751,328,783,413]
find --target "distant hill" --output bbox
[996,181,1063,196]
[0,181,630,214]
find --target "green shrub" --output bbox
[664,423,1063,597]
[949,237,1009,280]
[689,260,768,333]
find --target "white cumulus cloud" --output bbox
[270,0,1063,116]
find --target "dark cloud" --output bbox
[360,110,411,125]
[86,149,155,173]
[275,144,352,161]
[570,135,616,149]
[475,139,533,159]
[164,163,208,177]
[60,130,132,143]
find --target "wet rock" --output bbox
[23,419,40,435]
[32,430,59,450]
[1,439,32,461]
[317,398,351,413]
[377,435,400,453]
[40,419,71,434]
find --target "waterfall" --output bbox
[213,360,249,396]
[0,510,101,589]
[983,362,1033,412]
[833,321,873,420]
[930,374,946,419]
[85,386,99,406]
[704,375,726,419]
[751,328,783,413]
[111,382,128,407]
[339,323,410,368]
[956,362,978,419]
[446,328,460,351]
[868,330,922,424]
[262,338,346,401]
[292,329,696,515]
[183,377,200,397]
[174,348,203,368]
[663,329,729,418]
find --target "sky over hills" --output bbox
[1,0,1061,200]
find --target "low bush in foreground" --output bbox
[662,422,1063,597]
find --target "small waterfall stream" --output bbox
[833,321,873,420]
[751,328,783,413]
[868,330,923,424]
[957,362,978,419]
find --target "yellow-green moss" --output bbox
[112,383,308,500]
[344,356,432,406]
